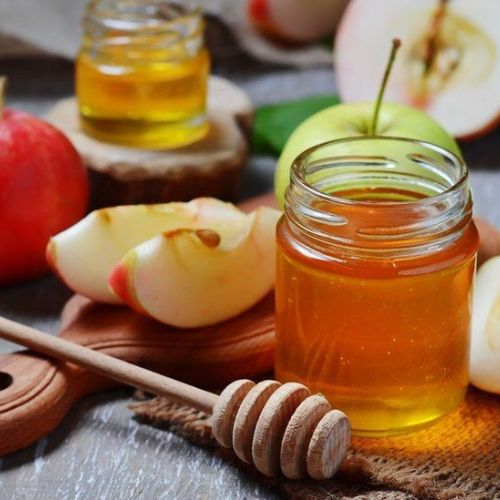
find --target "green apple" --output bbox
[275,39,461,207]
[275,102,461,207]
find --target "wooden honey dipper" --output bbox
[0,315,350,480]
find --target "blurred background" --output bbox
[1,2,498,153]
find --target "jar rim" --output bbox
[291,136,468,209]
[81,1,205,59]
[85,1,203,29]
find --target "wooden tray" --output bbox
[0,193,278,456]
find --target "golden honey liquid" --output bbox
[275,187,479,437]
[76,46,210,149]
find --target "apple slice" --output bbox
[108,207,281,328]
[47,199,245,304]
[476,217,500,266]
[470,256,500,395]
[335,0,500,139]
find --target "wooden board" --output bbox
[0,295,275,457]
[0,193,278,456]
[46,76,254,208]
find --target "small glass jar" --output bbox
[275,137,479,437]
[76,0,210,149]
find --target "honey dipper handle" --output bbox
[0,315,218,414]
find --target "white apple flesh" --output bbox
[335,0,500,139]
[47,199,245,304]
[108,207,281,328]
[470,256,500,394]
[275,102,460,206]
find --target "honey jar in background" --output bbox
[76,0,210,149]
[275,137,479,437]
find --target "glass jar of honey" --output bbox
[76,0,210,149]
[275,137,479,437]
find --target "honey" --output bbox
[76,1,210,149]
[275,137,479,437]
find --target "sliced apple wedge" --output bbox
[470,256,500,395]
[335,0,500,139]
[108,207,281,328]
[47,199,245,304]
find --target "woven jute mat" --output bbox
[131,388,499,499]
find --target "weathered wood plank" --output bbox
[0,389,276,499]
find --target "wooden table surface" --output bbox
[1,25,499,500]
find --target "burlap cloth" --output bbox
[131,388,499,499]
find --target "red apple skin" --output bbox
[108,258,148,316]
[0,109,89,285]
[108,263,134,307]
[248,0,291,44]
[248,0,268,21]
[459,117,500,142]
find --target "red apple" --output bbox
[0,78,89,285]
[248,0,349,44]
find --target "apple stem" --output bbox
[422,0,449,76]
[369,38,401,136]
[0,76,7,118]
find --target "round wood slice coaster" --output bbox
[46,76,254,208]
